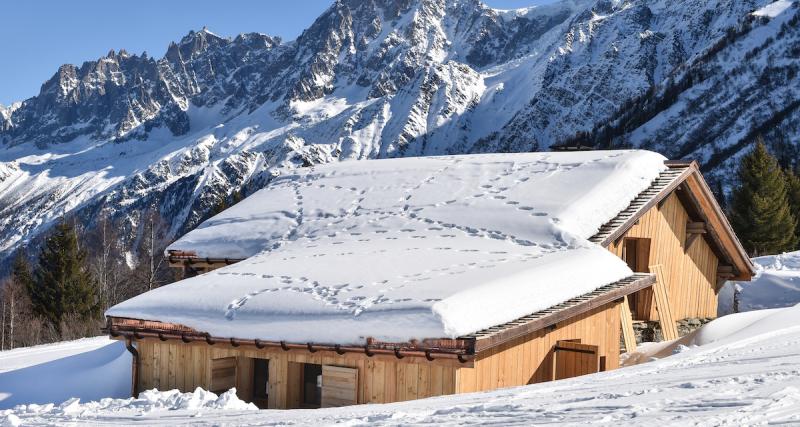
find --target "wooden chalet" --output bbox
[105,154,754,409]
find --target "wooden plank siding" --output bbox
[650,264,680,340]
[134,340,458,408]
[607,193,720,321]
[321,365,358,408]
[553,341,599,381]
[455,301,621,394]
[132,301,621,406]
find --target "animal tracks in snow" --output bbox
[198,152,662,323]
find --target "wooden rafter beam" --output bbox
[684,233,700,253]
[716,265,735,284]
[686,221,707,234]
[681,172,755,280]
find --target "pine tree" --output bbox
[785,166,800,249]
[11,253,32,290]
[135,210,170,292]
[730,141,798,256]
[29,220,99,331]
[211,196,228,216]
[231,189,245,205]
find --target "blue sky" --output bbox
[0,0,554,105]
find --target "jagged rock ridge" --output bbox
[0,0,797,261]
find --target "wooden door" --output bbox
[321,365,358,408]
[623,238,653,318]
[553,340,599,381]
[210,357,237,394]
[251,358,269,409]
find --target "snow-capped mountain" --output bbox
[0,0,797,260]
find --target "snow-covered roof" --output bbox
[108,151,667,345]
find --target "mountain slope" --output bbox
[568,0,800,183]
[0,0,795,260]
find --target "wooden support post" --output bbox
[619,296,637,353]
[684,221,706,253]
[683,233,700,253]
[649,264,679,341]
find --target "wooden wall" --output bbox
[135,340,457,408]
[133,302,622,406]
[607,193,720,320]
[455,301,621,394]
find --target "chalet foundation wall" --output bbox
[628,317,714,345]
[455,301,621,394]
[129,301,625,407]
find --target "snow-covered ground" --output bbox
[719,250,800,315]
[0,337,130,410]
[3,304,800,425]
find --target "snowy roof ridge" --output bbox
[109,150,668,345]
[590,163,693,246]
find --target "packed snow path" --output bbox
[4,306,800,425]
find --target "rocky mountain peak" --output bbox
[0,0,797,266]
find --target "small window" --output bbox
[623,238,651,273]
[302,364,322,408]
[252,359,269,409]
[623,238,654,319]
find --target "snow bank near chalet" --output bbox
[624,302,800,366]
[6,305,800,425]
[109,151,667,344]
[0,337,130,409]
[718,250,800,315]
[0,388,255,426]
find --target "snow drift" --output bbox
[5,304,800,425]
[0,337,130,409]
[718,250,800,315]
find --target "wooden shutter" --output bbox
[553,340,599,380]
[210,357,237,393]
[321,365,358,408]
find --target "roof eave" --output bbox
[104,316,476,363]
[682,164,756,280]
[594,159,755,281]
[466,273,656,353]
